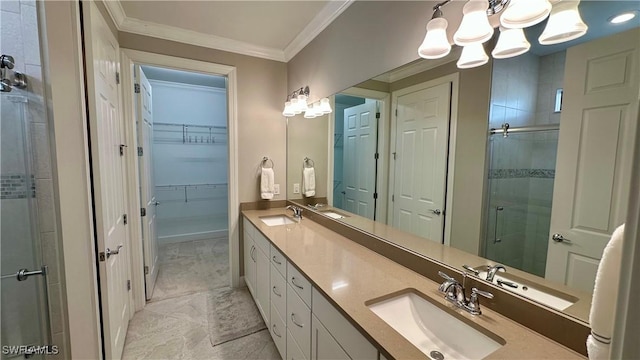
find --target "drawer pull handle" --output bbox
[272,286,282,297]
[291,277,304,290]
[272,255,282,265]
[291,313,304,328]
[272,324,282,338]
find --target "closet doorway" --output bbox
[135,65,230,302]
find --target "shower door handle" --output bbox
[1,266,48,281]
[493,206,504,244]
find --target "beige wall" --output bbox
[287,1,467,98]
[118,33,288,204]
[287,114,329,200]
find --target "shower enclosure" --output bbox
[483,125,559,277]
[1,90,51,358]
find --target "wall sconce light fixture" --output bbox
[283,86,332,118]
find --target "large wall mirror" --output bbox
[286,1,640,325]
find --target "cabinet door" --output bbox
[256,246,271,326]
[311,315,350,360]
[243,231,256,296]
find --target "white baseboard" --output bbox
[158,229,228,245]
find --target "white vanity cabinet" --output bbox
[243,218,270,326]
[243,216,380,360]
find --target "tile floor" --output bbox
[122,238,279,359]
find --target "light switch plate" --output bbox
[274,184,280,195]
[293,183,300,194]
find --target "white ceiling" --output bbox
[105,1,353,62]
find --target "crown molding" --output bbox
[283,0,355,62]
[119,17,286,62]
[102,0,351,63]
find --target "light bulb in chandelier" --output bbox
[282,100,295,117]
[538,1,588,45]
[457,42,489,69]
[492,27,531,59]
[454,0,494,46]
[418,8,451,59]
[319,98,333,114]
[500,0,552,29]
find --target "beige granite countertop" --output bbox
[242,208,585,360]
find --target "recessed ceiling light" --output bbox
[609,12,637,24]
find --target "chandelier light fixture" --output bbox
[418,0,588,69]
[282,86,332,118]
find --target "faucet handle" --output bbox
[471,288,494,299]
[462,265,480,276]
[438,271,457,282]
[465,288,493,315]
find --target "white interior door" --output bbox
[545,28,640,292]
[135,65,159,300]
[342,101,378,219]
[83,2,130,359]
[392,82,451,243]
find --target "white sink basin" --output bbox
[368,290,504,360]
[477,271,577,311]
[321,211,346,219]
[259,215,296,226]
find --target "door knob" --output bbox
[552,233,571,243]
[431,209,442,215]
[106,245,124,258]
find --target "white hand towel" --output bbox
[587,334,609,360]
[302,167,316,197]
[587,224,625,360]
[260,167,274,200]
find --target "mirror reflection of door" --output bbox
[392,82,451,244]
[343,100,378,220]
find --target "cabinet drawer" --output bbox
[271,244,287,277]
[270,302,286,360]
[254,229,271,254]
[271,264,286,319]
[312,288,377,359]
[287,285,311,359]
[243,217,255,240]
[287,329,306,360]
[287,263,312,307]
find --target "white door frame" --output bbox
[329,87,391,222]
[389,73,459,246]
[120,49,239,311]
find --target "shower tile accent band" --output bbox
[489,169,555,179]
[1,175,36,199]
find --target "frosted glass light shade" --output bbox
[457,43,489,69]
[454,0,494,46]
[320,98,333,114]
[539,1,588,45]
[492,27,531,59]
[418,18,451,59]
[282,101,295,117]
[500,0,552,28]
[296,94,308,112]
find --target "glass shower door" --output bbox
[1,94,50,359]
[483,129,559,277]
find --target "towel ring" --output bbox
[304,157,315,168]
[262,157,274,168]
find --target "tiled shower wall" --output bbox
[1,1,67,358]
[485,51,565,277]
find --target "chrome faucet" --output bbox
[438,271,493,315]
[285,205,303,219]
[486,264,506,282]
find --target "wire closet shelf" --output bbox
[154,122,228,145]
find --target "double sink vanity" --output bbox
[242,207,584,359]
